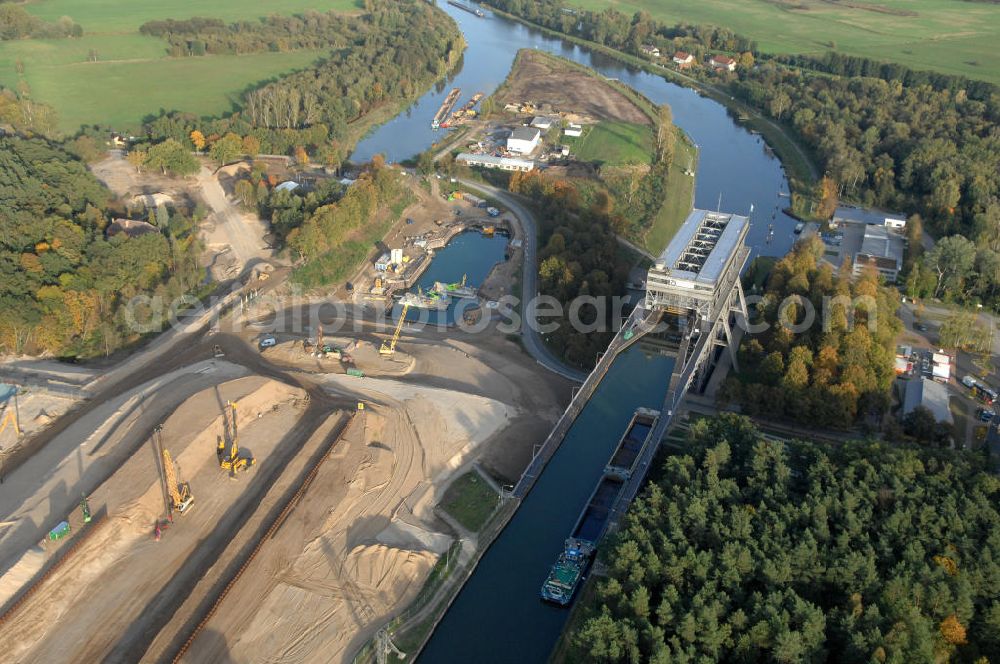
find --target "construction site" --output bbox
[0,152,568,662]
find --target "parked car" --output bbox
[977,408,995,422]
[916,322,928,332]
[258,335,277,350]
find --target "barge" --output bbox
[447,0,485,17]
[432,88,462,129]
[540,408,659,606]
[604,407,658,480]
[540,475,624,605]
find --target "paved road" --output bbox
[457,179,587,383]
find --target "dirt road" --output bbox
[196,167,270,272]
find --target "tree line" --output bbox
[565,413,1000,662]
[719,237,901,427]
[0,137,203,357]
[139,11,354,57]
[0,4,81,40]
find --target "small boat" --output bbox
[794,222,804,234]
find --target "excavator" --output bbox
[217,400,255,474]
[162,449,194,514]
[380,303,410,356]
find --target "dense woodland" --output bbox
[566,414,1000,662]
[0,138,203,357]
[140,12,354,57]
[505,169,631,368]
[487,1,1000,309]
[719,237,901,427]
[139,0,461,164]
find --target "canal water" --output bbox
[348,4,800,661]
[421,348,676,663]
[392,229,509,326]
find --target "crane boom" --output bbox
[380,303,410,355]
[162,448,194,513]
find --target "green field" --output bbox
[571,0,1000,84]
[566,121,653,166]
[0,0,361,133]
[439,471,498,532]
[643,130,696,254]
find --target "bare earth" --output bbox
[498,49,650,124]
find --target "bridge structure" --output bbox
[606,208,751,527]
[512,208,750,504]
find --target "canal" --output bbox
[347,3,801,661]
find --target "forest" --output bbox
[505,169,631,368]
[0,137,203,357]
[139,0,462,163]
[719,237,901,427]
[564,414,1000,663]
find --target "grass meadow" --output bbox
[570,0,1000,84]
[566,120,654,166]
[1,0,361,133]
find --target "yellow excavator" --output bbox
[380,303,410,356]
[0,407,20,439]
[217,400,255,474]
[162,449,194,514]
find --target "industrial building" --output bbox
[506,126,541,154]
[851,224,905,283]
[833,205,906,229]
[902,378,953,424]
[456,153,535,172]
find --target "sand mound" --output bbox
[345,543,436,598]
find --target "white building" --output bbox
[456,153,535,172]
[530,117,556,130]
[506,126,541,154]
[563,123,583,138]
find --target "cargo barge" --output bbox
[432,88,462,129]
[540,408,659,606]
[604,407,657,480]
[540,475,624,605]
[447,0,485,17]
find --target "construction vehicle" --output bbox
[162,449,194,513]
[80,495,92,523]
[380,303,410,356]
[0,404,21,439]
[217,401,255,474]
